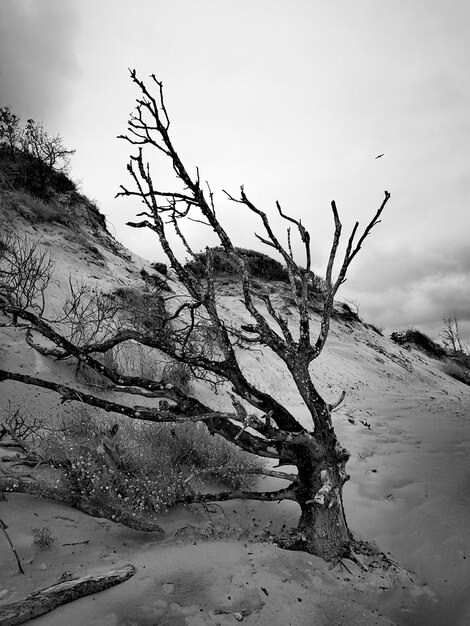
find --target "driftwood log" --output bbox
[0,563,136,626]
[0,476,164,533]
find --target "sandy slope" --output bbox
[0,491,395,626]
[1,199,470,625]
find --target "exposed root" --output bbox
[329,558,354,575]
[348,547,369,572]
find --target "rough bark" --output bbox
[0,564,135,626]
[279,459,351,560]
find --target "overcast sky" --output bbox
[1,0,469,346]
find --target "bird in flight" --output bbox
[375,153,384,159]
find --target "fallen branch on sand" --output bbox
[0,517,24,574]
[0,476,164,533]
[0,563,136,626]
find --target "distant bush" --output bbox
[450,351,470,369]
[334,302,360,323]
[443,361,470,385]
[390,328,446,359]
[185,247,289,282]
[140,268,171,291]
[6,189,68,224]
[184,247,327,306]
[0,107,76,199]
[151,262,168,275]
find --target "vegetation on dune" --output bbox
[390,328,446,359]
[186,246,289,282]
[185,246,327,300]
[442,360,470,385]
[31,526,57,550]
[52,410,264,514]
[390,322,470,383]
[2,404,265,520]
[0,105,75,199]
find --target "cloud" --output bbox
[0,0,81,124]
[340,231,470,346]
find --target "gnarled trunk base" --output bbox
[277,446,352,562]
[278,495,351,561]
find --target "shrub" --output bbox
[161,361,193,394]
[1,404,44,441]
[140,270,171,291]
[443,361,470,385]
[0,146,76,199]
[334,302,360,323]
[390,328,446,359]
[31,526,56,550]
[185,247,289,282]
[112,286,166,335]
[40,409,265,519]
[6,189,67,224]
[450,351,470,369]
[151,262,168,275]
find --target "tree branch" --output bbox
[180,483,297,505]
[184,466,297,485]
[0,369,293,462]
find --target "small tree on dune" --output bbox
[441,316,466,354]
[0,70,390,563]
[0,106,21,157]
[20,118,75,197]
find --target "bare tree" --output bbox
[20,119,75,173]
[0,109,76,196]
[345,298,360,317]
[0,70,390,562]
[441,316,466,354]
[0,106,21,157]
[20,118,75,196]
[0,232,55,319]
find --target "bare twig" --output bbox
[0,517,24,574]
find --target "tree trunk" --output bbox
[277,362,353,560]
[295,490,351,560]
[280,435,352,561]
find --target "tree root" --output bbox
[347,547,369,571]
[330,558,354,575]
